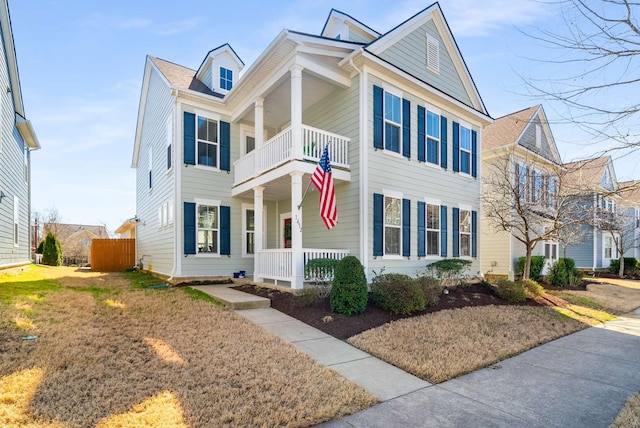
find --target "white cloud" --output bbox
[155,18,200,36]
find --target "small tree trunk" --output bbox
[523,245,533,280]
[619,255,624,278]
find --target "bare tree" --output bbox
[524,0,640,152]
[41,208,64,238]
[483,150,581,279]
[557,221,587,258]
[589,204,640,277]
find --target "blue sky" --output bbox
[8,0,638,233]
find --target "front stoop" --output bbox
[189,285,270,310]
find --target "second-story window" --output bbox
[426,110,440,165]
[197,116,219,168]
[220,67,233,90]
[459,125,471,174]
[384,92,401,153]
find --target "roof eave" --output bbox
[16,115,40,150]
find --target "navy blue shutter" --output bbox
[417,106,426,162]
[167,144,172,170]
[402,198,410,257]
[183,112,195,165]
[402,99,411,159]
[471,130,477,178]
[417,201,425,257]
[373,193,384,256]
[441,116,448,169]
[440,205,447,257]
[452,121,459,172]
[471,210,477,257]
[220,206,231,255]
[220,121,230,171]
[184,202,196,255]
[452,207,460,257]
[373,86,384,149]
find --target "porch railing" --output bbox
[257,248,350,284]
[234,125,350,184]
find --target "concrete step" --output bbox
[189,285,270,310]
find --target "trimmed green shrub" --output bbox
[415,276,442,307]
[521,278,543,296]
[494,279,527,303]
[548,258,582,287]
[425,258,472,286]
[329,256,368,316]
[371,273,426,315]
[42,232,62,266]
[516,255,546,280]
[609,258,638,276]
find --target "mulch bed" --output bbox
[233,283,541,340]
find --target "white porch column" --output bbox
[253,186,265,283]
[290,64,303,159]
[291,171,304,289]
[254,97,264,173]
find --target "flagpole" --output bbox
[297,179,313,210]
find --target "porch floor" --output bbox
[190,284,270,310]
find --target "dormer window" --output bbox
[220,67,233,91]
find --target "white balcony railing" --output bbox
[234,125,350,184]
[257,248,350,284]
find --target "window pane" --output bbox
[385,227,400,255]
[198,230,218,253]
[427,111,439,139]
[460,210,471,233]
[427,138,438,164]
[426,204,439,229]
[385,197,401,226]
[246,136,255,153]
[198,142,217,167]
[198,117,208,140]
[460,151,470,174]
[198,205,218,228]
[460,235,470,256]
[459,126,471,150]
[246,209,255,231]
[207,120,218,143]
[427,230,439,255]
[385,123,400,152]
[246,232,254,254]
[385,92,401,123]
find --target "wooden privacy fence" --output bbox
[91,239,135,272]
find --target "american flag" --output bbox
[311,145,337,229]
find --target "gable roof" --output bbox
[149,56,221,97]
[364,2,487,116]
[483,106,538,150]
[321,9,381,40]
[618,180,640,204]
[564,156,617,191]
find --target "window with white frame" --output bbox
[544,241,558,260]
[532,171,542,203]
[604,235,615,259]
[166,120,172,170]
[459,209,471,256]
[220,67,233,90]
[426,34,439,74]
[426,203,440,256]
[547,176,556,208]
[384,91,401,153]
[244,208,255,255]
[426,110,440,165]
[197,116,219,167]
[459,125,471,174]
[518,164,528,201]
[168,198,174,225]
[13,196,19,247]
[148,147,153,189]
[245,134,255,154]
[384,195,401,255]
[197,204,219,254]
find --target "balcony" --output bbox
[234,124,350,185]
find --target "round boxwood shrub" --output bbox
[494,279,527,303]
[548,258,582,287]
[371,273,426,315]
[415,276,442,307]
[42,231,63,266]
[516,255,546,280]
[329,256,368,316]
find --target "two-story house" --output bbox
[618,180,640,260]
[481,105,563,279]
[0,0,40,269]
[131,4,492,288]
[563,156,622,270]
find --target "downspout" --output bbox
[169,89,180,281]
[350,57,369,280]
[593,193,597,271]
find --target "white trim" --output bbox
[383,189,403,199]
[426,33,440,74]
[382,149,404,159]
[195,200,221,256]
[382,83,402,99]
[280,212,292,249]
[194,109,221,122]
[194,164,221,172]
[359,68,369,278]
[195,198,221,206]
[458,203,472,211]
[424,197,441,206]
[165,118,173,173]
[424,103,441,116]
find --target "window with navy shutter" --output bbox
[402,99,411,159]
[471,210,477,257]
[426,110,440,165]
[220,206,231,255]
[385,92,401,153]
[471,130,477,178]
[440,205,447,257]
[417,201,426,257]
[184,112,196,165]
[440,116,448,169]
[373,86,384,149]
[417,106,425,162]
[452,121,459,172]
[184,202,196,255]
[373,193,383,256]
[402,198,410,257]
[458,125,472,175]
[220,121,230,171]
[452,207,459,257]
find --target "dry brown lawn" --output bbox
[348,305,586,384]
[553,281,640,314]
[611,392,640,428]
[0,266,376,427]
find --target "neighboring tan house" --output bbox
[481,105,563,279]
[43,223,109,265]
[618,180,640,260]
[562,156,622,270]
[131,4,492,288]
[115,218,137,239]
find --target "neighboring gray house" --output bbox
[618,180,640,261]
[0,0,40,269]
[562,156,622,270]
[131,4,492,288]
[481,105,563,279]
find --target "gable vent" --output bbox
[426,34,439,74]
